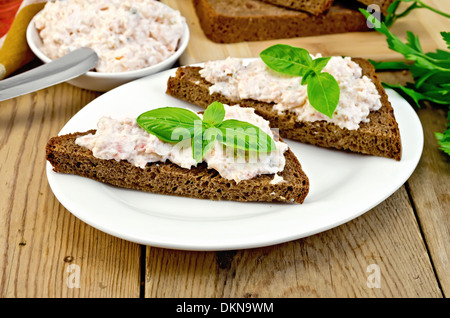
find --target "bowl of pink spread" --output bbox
[26,0,189,92]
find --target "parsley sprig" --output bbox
[360,8,450,156]
[136,102,276,163]
[260,44,340,119]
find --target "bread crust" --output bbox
[166,58,402,161]
[46,130,310,204]
[259,0,334,15]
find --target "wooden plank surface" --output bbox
[163,0,450,64]
[1,74,442,298]
[405,99,450,296]
[145,187,441,297]
[377,70,450,296]
[0,84,142,297]
[0,0,449,299]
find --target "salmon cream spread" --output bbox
[34,0,185,73]
[75,105,288,183]
[199,57,382,130]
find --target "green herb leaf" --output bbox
[137,102,277,163]
[361,7,450,157]
[137,107,201,143]
[369,60,411,70]
[260,44,340,118]
[441,32,450,49]
[307,72,340,119]
[202,101,225,126]
[406,31,423,52]
[218,119,276,153]
[384,1,450,28]
[426,49,450,63]
[382,83,426,107]
[435,131,450,155]
[300,69,315,86]
[311,56,332,72]
[435,110,450,155]
[260,44,313,77]
[192,119,204,163]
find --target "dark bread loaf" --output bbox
[46,131,310,204]
[259,0,335,15]
[166,58,402,161]
[193,0,370,43]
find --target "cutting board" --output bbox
[162,0,449,65]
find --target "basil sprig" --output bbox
[260,44,340,118]
[137,102,276,163]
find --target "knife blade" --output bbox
[0,47,98,102]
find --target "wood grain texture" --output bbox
[378,70,450,297]
[406,102,450,296]
[0,84,141,297]
[1,0,449,298]
[145,187,441,298]
[162,0,449,64]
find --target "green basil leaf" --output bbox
[192,119,204,163]
[137,107,201,143]
[307,72,340,119]
[311,57,331,72]
[217,119,276,153]
[301,69,315,86]
[260,44,341,118]
[260,44,312,77]
[202,101,226,126]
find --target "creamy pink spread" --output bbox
[199,56,382,130]
[75,105,288,183]
[34,0,185,73]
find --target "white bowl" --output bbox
[26,10,189,92]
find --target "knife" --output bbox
[0,47,98,102]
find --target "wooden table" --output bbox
[0,0,449,298]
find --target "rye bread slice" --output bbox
[259,0,335,15]
[46,130,310,204]
[193,0,370,43]
[165,58,402,161]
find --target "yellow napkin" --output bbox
[0,0,46,79]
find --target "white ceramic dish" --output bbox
[46,66,423,251]
[26,7,189,92]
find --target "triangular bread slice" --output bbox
[166,58,402,161]
[46,130,309,204]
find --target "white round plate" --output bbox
[46,67,423,251]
